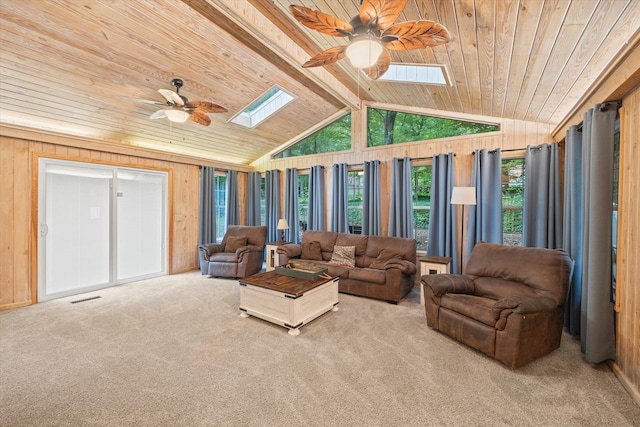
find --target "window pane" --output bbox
[215,175,227,241]
[298,175,309,237]
[348,171,363,234]
[412,165,432,251]
[274,113,351,158]
[368,107,499,147]
[502,158,524,246]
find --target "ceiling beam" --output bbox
[183,0,361,110]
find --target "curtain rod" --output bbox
[472,148,526,154]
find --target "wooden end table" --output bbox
[239,270,339,336]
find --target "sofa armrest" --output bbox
[277,244,302,260]
[199,243,225,258]
[421,274,475,297]
[493,295,558,314]
[383,260,416,275]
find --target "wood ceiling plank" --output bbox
[501,0,544,118]
[536,0,636,123]
[491,0,519,118]
[475,0,496,116]
[510,0,572,120]
[454,0,482,115]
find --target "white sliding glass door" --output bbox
[116,169,165,281]
[38,159,168,301]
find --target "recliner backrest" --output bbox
[465,242,573,306]
[222,226,267,249]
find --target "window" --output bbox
[215,174,227,241]
[348,171,363,234]
[298,174,309,237]
[412,165,432,251]
[502,158,524,246]
[377,64,450,85]
[274,113,351,158]
[368,108,499,146]
[230,86,294,128]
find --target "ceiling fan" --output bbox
[146,78,227,126]
[289,0,450,80]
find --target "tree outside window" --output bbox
[348,171,363,234]
[502,158,524,246]
[412,165,432,251]
[368,108,499,147]
[274,113,351,158]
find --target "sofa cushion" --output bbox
[335,234,368,267]
[301,241,322,260]
[349,268,386,285]
[225,236,247,253]
[302,230,338,261]
[210,252,238,263]
[369,249,404,269]
[330,245,355,267]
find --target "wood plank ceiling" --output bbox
[1,0,638,166]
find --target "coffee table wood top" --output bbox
[239,270,333,298]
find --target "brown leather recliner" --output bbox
[422,242,573,369]
[198,225,267,278]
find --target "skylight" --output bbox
[230,86,294,128]
[377,64,451,85]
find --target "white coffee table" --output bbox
[239,270,339,336]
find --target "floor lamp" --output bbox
[451,187,476,273]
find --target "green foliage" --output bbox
[367,108,499,146]
[275,114,351,158]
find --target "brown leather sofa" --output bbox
[277,230,417,303]
[422,242,573,368]
[198,225,267,278]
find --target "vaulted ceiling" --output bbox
[1,0,638,166]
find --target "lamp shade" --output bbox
[277,218,289,230]
[164,109,190,123]
[345,39,383,68]
[451,187,476,205]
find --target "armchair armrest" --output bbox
[383,260,416,275]
[199,243,225,258]
[493,295,558,314]
[421,274,475,297]
[236,245,263,258]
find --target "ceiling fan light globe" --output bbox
[346,39,383,68]
[164,109,190,123]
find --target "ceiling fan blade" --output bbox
[289,5,353,37]
[362,49,391,80]
[302,45,347,68]
[130,97,167,106]
[360,0,409,31]
[382,20,450,50]
[189,110,211,126]
[158,89,184,106]
[186,101,228,114]
[150,109,167,119]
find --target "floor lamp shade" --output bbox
[451,187,476,274]
[450,187,477,206]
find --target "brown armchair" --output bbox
[422,242,573,369]
[199,225,267,278]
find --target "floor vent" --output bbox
[71,296,101,304]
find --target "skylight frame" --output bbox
[375,63,452,86]
[229,86,295,129]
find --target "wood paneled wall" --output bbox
[614,85,640,404]
[0,135,204,310]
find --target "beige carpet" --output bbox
[1,271,638,426]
